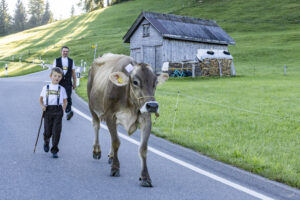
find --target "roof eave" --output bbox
[123,12,145,43]
[163,34,235,45]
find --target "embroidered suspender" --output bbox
[46,85,61,106]
[46,85,49,106]
[57,86,60,106]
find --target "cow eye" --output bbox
[133,80,139,86]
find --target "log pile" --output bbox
[166,59,232,77]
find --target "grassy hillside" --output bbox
[1,0,300,188]
[0,62,45,77]
[1,0,300,75]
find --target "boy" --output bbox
[39,67,67,158]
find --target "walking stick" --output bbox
[33,111,45,153]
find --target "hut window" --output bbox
[143,24,150,37]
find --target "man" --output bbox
[53,46,77,120]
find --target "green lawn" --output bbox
[0,62,46,77]
[154,74,300,187]
[1,0,300,188]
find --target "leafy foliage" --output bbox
[13,0,27,32]
[0,0,11,35]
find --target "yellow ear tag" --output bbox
[115,74,123,84]
[118,77,123,84]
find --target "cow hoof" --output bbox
[139,177,152,187]
[108,157,113,165]
[93,151,101,160]
[110,168,120,177]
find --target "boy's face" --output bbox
[50,71,62,84]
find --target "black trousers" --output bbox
[61,82,72,113]
[43,105,63,153]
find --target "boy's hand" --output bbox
[42,105,46,111]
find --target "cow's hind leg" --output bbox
[106,116,120,177]
[91,111,101,160]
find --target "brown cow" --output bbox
[87,53,168,187]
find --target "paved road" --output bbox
[0,70,299,200]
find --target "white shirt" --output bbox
[40,84,67,106]
[52,57,75,75]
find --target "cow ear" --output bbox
[109,72,129,86]
[157,73,169,85]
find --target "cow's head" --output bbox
[109,63,168,114]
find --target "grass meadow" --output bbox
[0,61,45,77]
[1,0,300,188]
[153,74,300,188]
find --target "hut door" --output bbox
[143,46,156,72]
[131,48,141,63]
[143,45,162,74]
[155,46,162,74]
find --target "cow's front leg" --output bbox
[108,146,113,164]
[139,114,152,187]
[92,117,101,159]
[107,117,120,177]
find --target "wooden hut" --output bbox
[123,11,235,75]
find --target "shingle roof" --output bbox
[123,11,235,45]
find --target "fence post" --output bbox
[76,67,81,87]
[192,63,195,78]
[284,64,287,75]
[5,64,8,76]
[94,43,98,60]
[171,91,180,135]
[84,61,87,72]
[19,56,22,63]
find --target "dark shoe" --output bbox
[44,143,49,152]
[52,153,59,158]
[67,111,73,120]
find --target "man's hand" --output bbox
[42,105,46,111]
[63,99,67,112]
[72,69,77,89]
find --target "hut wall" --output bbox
[129,19,231,74]
[162,39,228,63]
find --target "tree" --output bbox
[0,0,11,35]
[78,0,104,12]
[78,0,129,12]
[28,14,37,28]
[71,5,75,17]
[13,0,27,32]
[28,0,44,27]
[41,0,53,24]
[111,0,130,5]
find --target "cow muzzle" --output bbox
[140,101,159,113]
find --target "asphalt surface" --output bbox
[0,69,299,200]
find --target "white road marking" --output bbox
[72,106,275,200]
